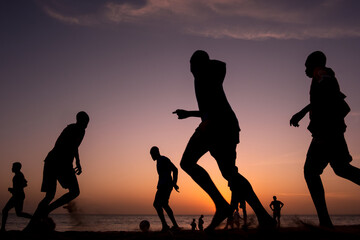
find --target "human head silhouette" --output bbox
[76,111,90,129]
[190,50,210,75]
[273,196,277,201]
[12,162,22,173]
[150,146,160,161]
[305,51,326,78]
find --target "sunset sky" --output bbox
[1,0,360,217]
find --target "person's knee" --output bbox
[332,164,348,177]
[69,187,80,199]
[304,164,320,182]
[15,210,24,217]
[180,157,194,173]
[44,192,55,203]
[2,207,9,215]
[153,200,161,210]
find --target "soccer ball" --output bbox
[139,220,150,232]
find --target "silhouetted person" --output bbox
[239,199,248,229]
[198,215,204,231]
[150,146,180,232]
[173,50,275,230]
[233,209,241,229]
[269,196,284,227]
[290,51,357,228]
[224,215,234,230]
[1,162,32,231]
[25,111,89,231]
[230,196,248,230]
[191,219,197,230]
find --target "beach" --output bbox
[2,225,360,240]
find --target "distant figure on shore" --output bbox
[191,219,197,230]
[173,50,275,230]
[150,146,180,232]
[25,111,89,231]
[233,209,241,229]
[224,215,234,230]
[231,197,248,230]
[1,162,32,231]
[198,215,204,231]
[269,196,284,227]
[290,51,358,228]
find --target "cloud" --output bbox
[37,0,360,40]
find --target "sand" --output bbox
[1,225,360,240]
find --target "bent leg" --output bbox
[1,198,15,231]
[180,131,228,207]
[181,132,232,230]
[304,141,332,227]
[212,143,274,226]
[48,177,80,214]
[163,205,179,227]
[153,190,169,230]
[14,199,32,219]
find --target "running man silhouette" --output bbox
[290,51,358,228]
[150,146,180,232]
[173,50,275,230]
[25,111,89,231]
[1,162,32,231]
[269,196,284,227]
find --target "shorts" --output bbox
[154,186,173,207]
[41,161,78,192]
[304,134,352,176]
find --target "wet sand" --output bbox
[2,225,360,240]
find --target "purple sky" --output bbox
[1,0,360,215]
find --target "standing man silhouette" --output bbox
[26,111,89,231]
[1,162,32,231]
[290,51,359,228]
[173,50,275,230]
[150,146,180,232]
[269,196,284,227]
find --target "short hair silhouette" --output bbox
[12,162,22,172]
[305,51,326,68]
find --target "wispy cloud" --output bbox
[37,0,360,40]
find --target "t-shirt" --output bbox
[45,123,85,167]
[12,172,27,196]
[308,67,349,136]
[193,60,240,141]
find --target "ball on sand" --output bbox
[139,220,150,232]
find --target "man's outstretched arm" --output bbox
[290,104,311,127]
[173,109,202,119]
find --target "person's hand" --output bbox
[74,165,82,175]
[173,109,189,119]
[174,184,180,192]
[290,112,303,127]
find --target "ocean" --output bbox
[3,214,360,232]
